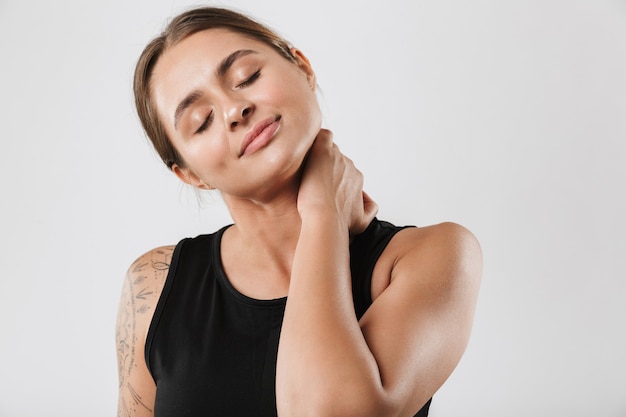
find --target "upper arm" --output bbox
[116,246,174,417]
[359,222,482,416]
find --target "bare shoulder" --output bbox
[372,222,481,300]
[395,221,480,262]
[386,224,482,326]
[119,245,176,323]
[129,245,177,276]
[125,245,176,294]
[393,222,481,285]
[116,245,175,417]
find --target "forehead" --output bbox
[164,28,272,67]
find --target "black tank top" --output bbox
[145,218,431,416]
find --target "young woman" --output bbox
[116,6,482,417]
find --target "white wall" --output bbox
[1,0,624,415]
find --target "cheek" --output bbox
[184,137,229,176]
[264,68,317,109]
[272,78,321,127]
[292,90,322,137]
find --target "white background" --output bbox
[1,0,625,416]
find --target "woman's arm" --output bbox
[360,222,482,416]
[116,246,173,417]
[275,130,482,417]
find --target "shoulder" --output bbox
[403,221,479,259]
[120,245,176,320]
[127,245,177,278]
[396,222,481,291]
[133,245,175,272]
[117,245,176,329]
[371,222,481,302]
[392,222,480,270]
[373,222,480,294]
[392,223,482,321]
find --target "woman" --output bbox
[116,6,482,417]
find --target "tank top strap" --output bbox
[349,218,414,319]
[144,235,190,378]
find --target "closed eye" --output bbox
[237,70,261,88]
[195,111,213,134]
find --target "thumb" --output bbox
[314,128,334,148]
[362,191,379,222]
[350,191,378,236]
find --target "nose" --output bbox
[225,99,254,130]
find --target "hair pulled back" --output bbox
[134,7,296,169]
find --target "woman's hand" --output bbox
[297,129,378,235]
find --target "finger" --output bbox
[349,191,379,236]
[314,128,333,147]
[362,191,379,221]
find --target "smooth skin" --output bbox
[116,28,482,417]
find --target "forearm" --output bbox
[276,212,391,417]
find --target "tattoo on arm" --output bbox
[116,263,138,389]
[128,382,153,412]
[116,246,174,415]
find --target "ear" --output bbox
[290,48,316,91]
[172,164,214,190]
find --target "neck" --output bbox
[221,183,302,277]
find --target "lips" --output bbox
[239,116,281,156]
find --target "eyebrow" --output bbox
[173,49,258,130]
[217,49,257,78]
[174,91,202,130]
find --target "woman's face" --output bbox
[151,29,322,201]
